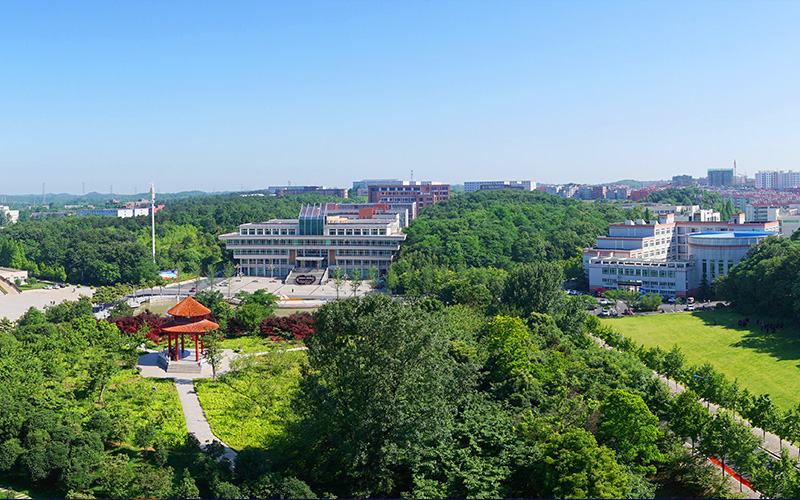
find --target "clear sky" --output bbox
[2,0,800,195]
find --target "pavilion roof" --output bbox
[167,296,211,318]
[161,318,219,333]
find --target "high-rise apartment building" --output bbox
[708,168,734,187]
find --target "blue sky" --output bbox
[2,0,799,195]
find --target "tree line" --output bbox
[590,317,800,497]
[0,192,354,286]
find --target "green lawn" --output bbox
[601,310,800,410]
[195,350,306,450]
[102,371,188,446]
[218,335,304,353]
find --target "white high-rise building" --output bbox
[755,170,800,189]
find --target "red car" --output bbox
[623,309,634,316]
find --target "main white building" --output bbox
[219,204,407,284]
[584,212,779,297]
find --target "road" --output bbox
[134,275,373,304]
[591,334,770,498]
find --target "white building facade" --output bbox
[219,204,406,280]
[755,170,800,190]
[584,213,779,297]
[464,180,535,193]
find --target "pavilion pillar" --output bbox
[167,334,171,358]
[181,334,185,355]
[195,334,199,362]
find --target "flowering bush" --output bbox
[259,313,314,341]
[108,313,169,345]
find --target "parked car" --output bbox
[598,298,610,305]
[189,287,196,293]
[599,308,611,317]
[623,309,634,316]
[687,297,695,304]
[686,304,695,311]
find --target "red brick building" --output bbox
[368,183,450,209]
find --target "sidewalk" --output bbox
[591,334,762,498]
[137,345,308,465]
[174,378,237,463]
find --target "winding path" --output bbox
[137,346,308,465]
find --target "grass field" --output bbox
[195,350,306,450]
[103,371,188,446]
[217,335,304,353]
[601,309,800,410]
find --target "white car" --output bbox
[686,304,696,311]
[598,298,610,305]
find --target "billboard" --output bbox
[159,269,178,280]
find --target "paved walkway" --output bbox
[137,346,308,465]
[0,285,94,322]
[0,486,29,499]
[173,378,238,463]
[591,334,762,498]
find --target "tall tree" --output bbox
[293,294,477,498]
[349,267,362,297]
[501,262,565,318]
[669,390,710,452]
[540,427,630,499]
[329,267,346,299]
[662,344,686,389]
[597,389,663,474]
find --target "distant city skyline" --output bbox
[3,1,800,195]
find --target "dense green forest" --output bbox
[386,190,648,296]
[0,270,761,499]
[3,189,799,498]
[0,193,356,286]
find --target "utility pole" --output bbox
[150,183,156,264]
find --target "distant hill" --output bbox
[0,190,226,209]
[601,179,670,189]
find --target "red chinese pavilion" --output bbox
[161,296,219,363]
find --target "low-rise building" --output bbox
[368,182,449,209]
[0,206,19,224]
[463,180,535,193]
[218,204,407,281]
[584,213,779,297]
